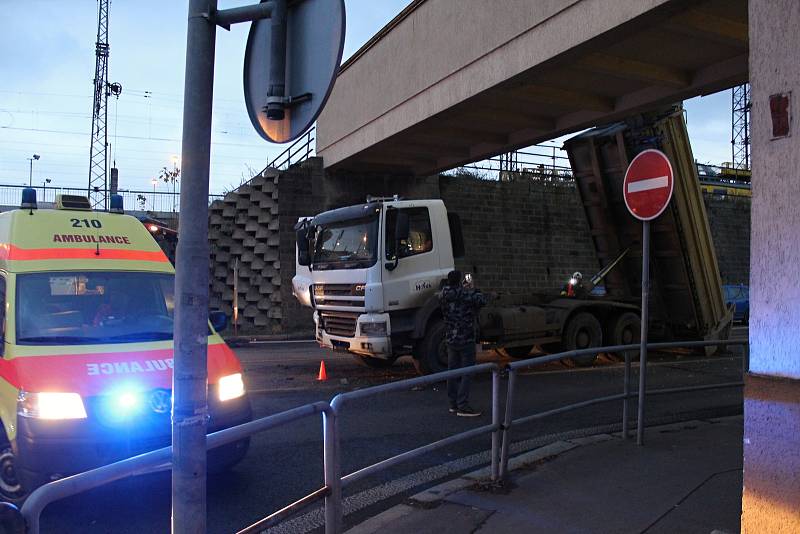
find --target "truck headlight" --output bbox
[360,321,387,336]
[18,391,87,420]
[218,373,245,401]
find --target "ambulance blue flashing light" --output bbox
[21,188,37,210]
[109,194,124,214]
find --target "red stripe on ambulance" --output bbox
[0,343,240,397]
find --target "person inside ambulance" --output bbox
[93,290,130,327]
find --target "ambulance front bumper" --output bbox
[14,389,251,491]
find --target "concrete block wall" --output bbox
[208,169,283,333]
[209,157,751,334]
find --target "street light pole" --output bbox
[28,154,40,187]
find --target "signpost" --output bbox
[622,149,674,446]
[174,1,344,532]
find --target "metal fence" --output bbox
[0,184,224,213]
[15,339,746,534]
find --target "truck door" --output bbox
[382,206,442,312]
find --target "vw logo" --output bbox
[149,389,172,414]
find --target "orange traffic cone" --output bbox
[317,360,328,381]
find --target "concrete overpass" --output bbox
[317,0,747,175]
[314,1,800,532]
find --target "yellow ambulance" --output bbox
[0,191,251,502]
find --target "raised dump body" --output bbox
[564,108,731,341]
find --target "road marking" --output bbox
[627,175,669,193]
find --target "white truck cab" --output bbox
[294,198,461,368]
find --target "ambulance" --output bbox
[0,191,252,502]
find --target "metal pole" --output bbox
[637,220,650,446]
[29,158,33,187]
[266,0,287,120]
[490,368,500,482]
[499,369,516,480]
[173,0,216,531]
[323,410,342,534]
[622,351,631,439]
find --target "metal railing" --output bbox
[263,126,316,173]
[16,339,745,534]
[0,184,224,213]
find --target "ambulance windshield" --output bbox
[16,272,177,345]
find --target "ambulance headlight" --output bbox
[218,373,245,402]
[18,391,87,420]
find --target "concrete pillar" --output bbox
[743,1,800,532]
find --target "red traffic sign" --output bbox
[623,149,674,221]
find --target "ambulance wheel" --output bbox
[352,354,397,368]
[562,312,602,367]
[498,345,535,359]
[208,438,250,474]
[0,448,27,504]
[413,320,448,375]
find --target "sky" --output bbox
[0,0,734,195]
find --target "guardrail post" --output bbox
[499,368,517,480]
[490,367,500,482]
[323,408,342,534]
[622,351,631,439]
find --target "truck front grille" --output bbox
[313,284,365,310]
[320,311,358,337]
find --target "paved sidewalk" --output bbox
[347,416,743,534]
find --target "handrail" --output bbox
[17,339,747,534]
[498,339,748,479]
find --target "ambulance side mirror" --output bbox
[209,310,228,333]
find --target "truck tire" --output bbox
[609,312,640,362]
[562,312,603,367]
[352,354,398,368]
[498,345,535,359]
[413,320,448,375]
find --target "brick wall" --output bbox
[703,193,751,285]
[439,175,599,301]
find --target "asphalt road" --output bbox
[37,330,747,533]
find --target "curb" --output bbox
[223,332,315,346]
[345,415,741,534]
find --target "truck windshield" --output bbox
[16,271,176,345]
[313,216,378,270]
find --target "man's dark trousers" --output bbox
[447,343,476,409]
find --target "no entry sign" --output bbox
[623,149,674,221]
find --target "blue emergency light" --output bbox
[21,187,37,209]
[109,194,124,213]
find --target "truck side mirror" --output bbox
[297,227,311,267]
[209,310,228,333]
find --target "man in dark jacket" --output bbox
[440,270,487,417]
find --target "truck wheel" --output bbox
[609,312,640,362]
[498,345,535,359]
[352,354,398,368]
[414,320,448,375]
[562,312,603,367]
[0,447,27,505]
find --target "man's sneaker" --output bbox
[449,405,458,414]
[456,406,481,417]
